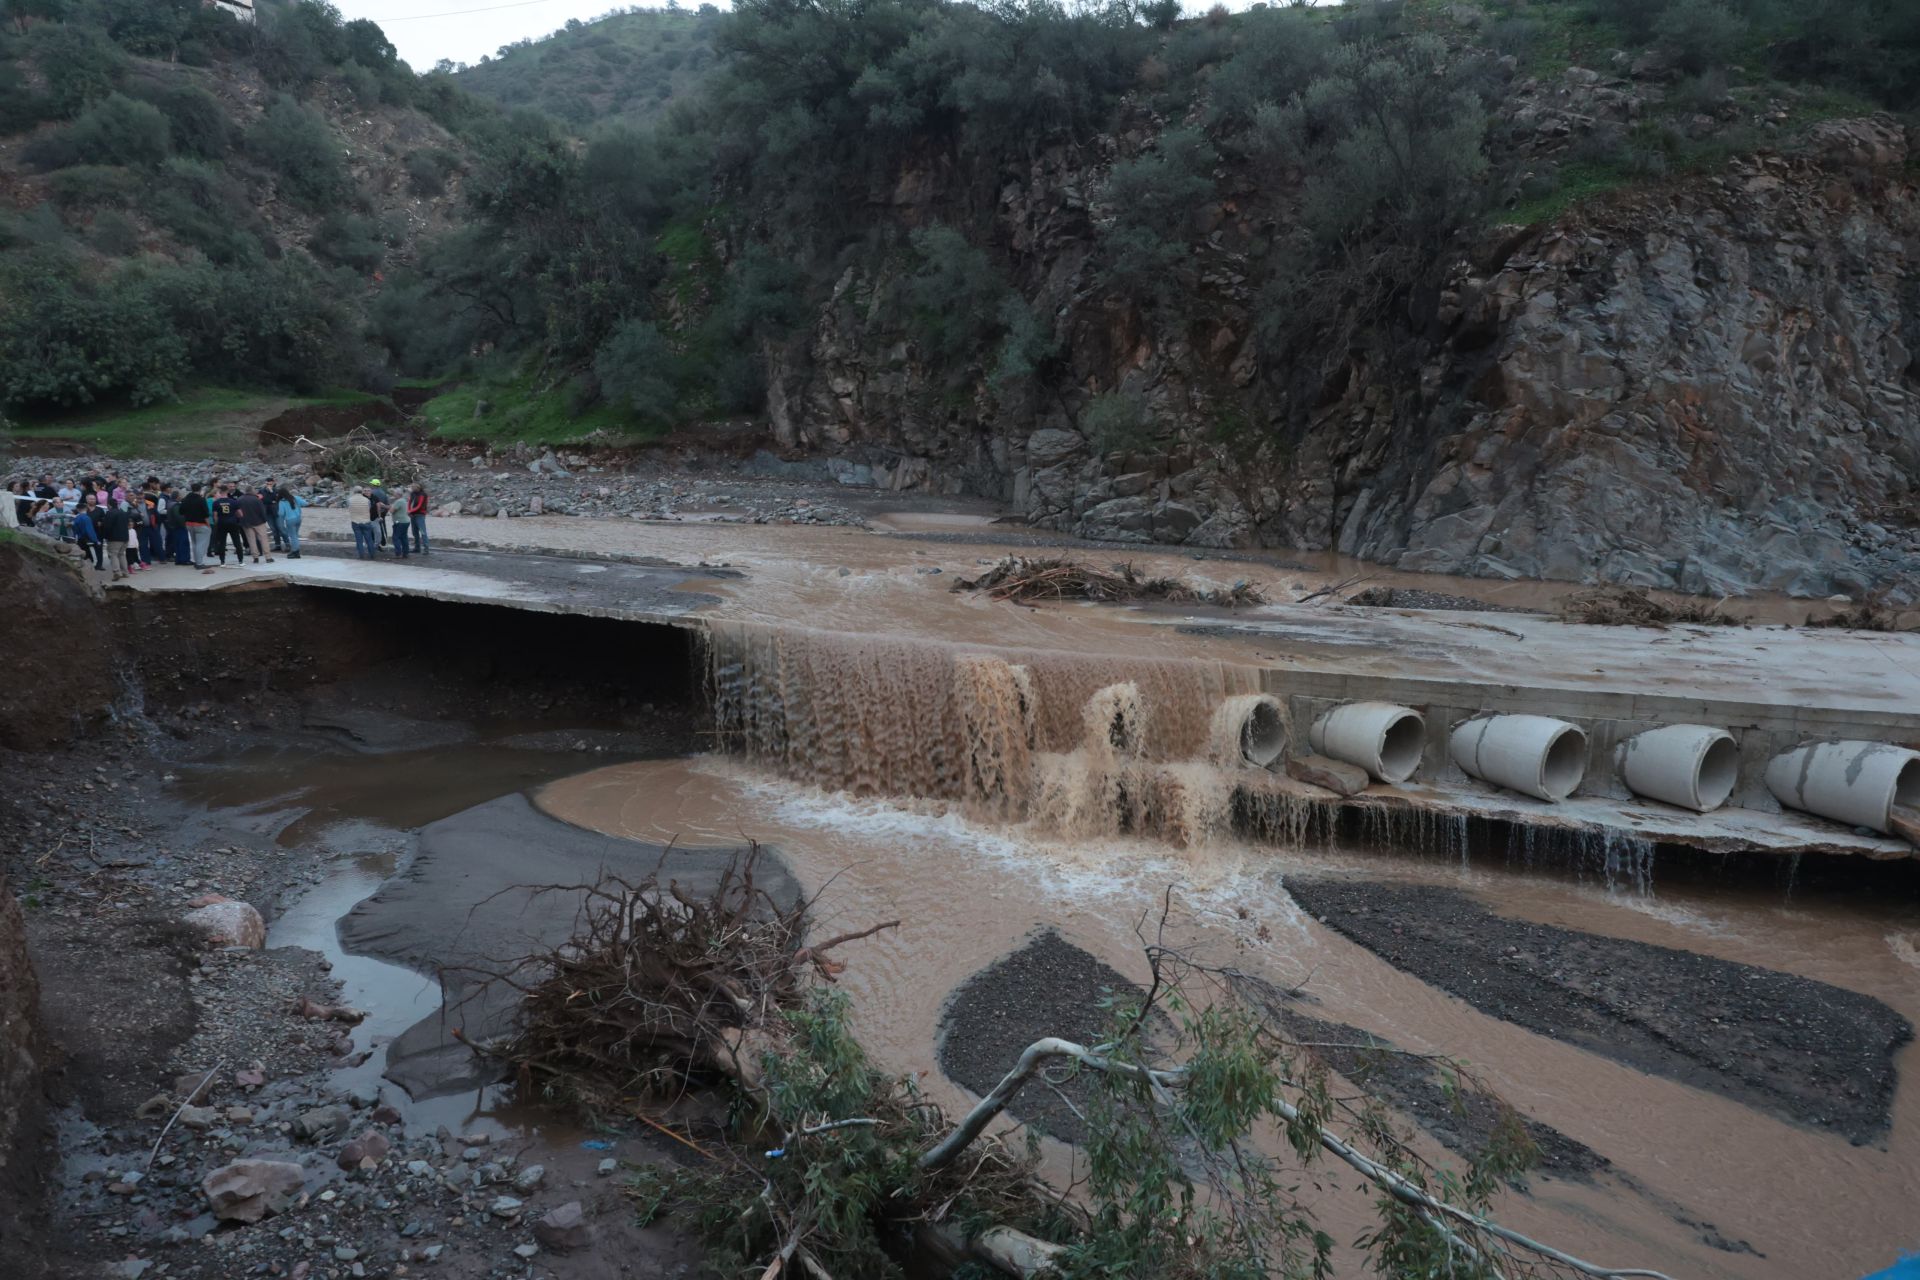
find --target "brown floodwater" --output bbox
[537,753,1920,1280]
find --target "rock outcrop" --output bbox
[766,105,1919,600]
[0,536,118,746]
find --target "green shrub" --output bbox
[47,165,142,211]
[903,224,1007,369]
[0,250,190,408]
[23,92,170,171]
[246,96,348,210]
[1652,0,1748,75]
[125,78,233,158]
[86,210,142,257]
[148,158,263,263]
[0,62,47,133]
[307,213,388,273]
[341,59,381,107]
[26,22,126,118]
[404,146,459,196]
[593,318,681,424]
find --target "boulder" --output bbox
[181,900,265,949]
[534,1201,596,1253]
[1285,754,1371,797]
[292,1105,351,1142]
[202,1159,305,1223]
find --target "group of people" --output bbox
[4,472,319,580]
[4,472,434,576]
[345,480,432,561]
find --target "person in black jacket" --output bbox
[209,484,245,566]
[180,484,212,572]
[165,484,190,565]
[96,499,131,582]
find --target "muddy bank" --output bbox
[1287,879,1913,1144]
[339,792,797,1099]
[0,871,49,1278]
[0,536,117,747]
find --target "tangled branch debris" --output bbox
[1556,585,1734,628]
[1804,591,1916,632]
[466,847,894,1110]
[293,428,423,486]
[954,556,1265,608]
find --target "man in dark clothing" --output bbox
[209,485,245,566]
[369,480,390,550]
[96,500,131,581]
[165,485,190,564]
[34,475,56,500]
[180,484,212,571]
[234,487,271,564]
[259,477,286,552]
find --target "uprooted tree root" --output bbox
[294,428,424,487]
[1556,584,1736,628]
[954,556,1266,608]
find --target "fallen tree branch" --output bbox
[922,1036,1675,1280]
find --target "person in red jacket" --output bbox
[406,482,430,555]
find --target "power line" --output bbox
[381,0,562,23]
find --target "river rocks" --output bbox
[182,900,266,949]
[534,1201,595,1253]
[202,1158,305,1223]
[337,1131,391,1170]
[510,1163,544,1193]
[293,1104,351,1142]
[176,1105,219,1131]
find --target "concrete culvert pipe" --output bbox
[1764,740,1920,835]
[1213,693,1287,768]
[1616,724,1739,813]
[1449,714,1588,802]
[1308,702,1426,784]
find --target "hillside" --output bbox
[3,0,1917,600]
[453,6,722,129]
[0,0,480,417]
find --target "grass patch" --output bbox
[6,387,383,456]
[418,371,666,447]
[1498,158,1635,225]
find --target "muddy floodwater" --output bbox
[534,754,1920,1280]
[159,581,1920,1280]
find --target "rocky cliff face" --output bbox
[765,104,1920,601]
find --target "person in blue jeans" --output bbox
[276,486,306,559]
[390,490,412,558]
[348,487,377,559]
[407,482,430,555]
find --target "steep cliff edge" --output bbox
[768,112,1918,600]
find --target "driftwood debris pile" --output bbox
[1556,584,1734,628]
[479,848,894,1109]
[954,556,1265,608]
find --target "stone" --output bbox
[177,1105,218,1131]
[292,1105,351,1142]
[337,1130,391,1170]
[225,1106,254,1125]
[1285,754,1371,798]
[511,1163,544,1193]
[489,1195,524,1218]
[173,1072,219,1104]
[202,1159,305,1223]
[1025,428,1085,468]
[135,1094,172,1120]
[534,1201,596,1254]
[108,1261,152,1279]
[181,900,265,949]
[596,1158,617,1177]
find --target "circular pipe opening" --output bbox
[1376,712,1426,783]
[1540,726,1588,800]
[1895,757,1920,811]
[1695,735,1740,811]
[1239,698,1286,768]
